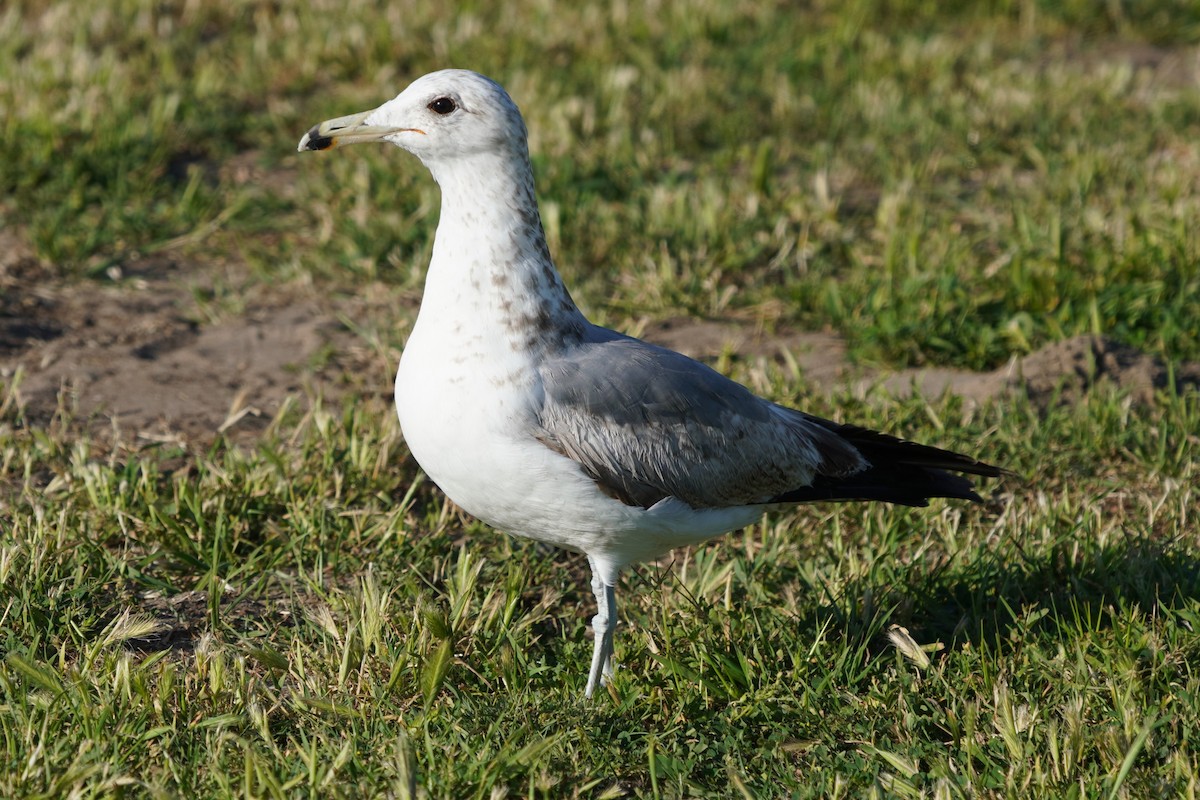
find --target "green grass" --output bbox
[3,0,1200,796]
[3,388,1198,797]
[5,0,1200,366]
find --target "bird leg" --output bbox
[584,559,618,698]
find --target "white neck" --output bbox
[417,149,586,354]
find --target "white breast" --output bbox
[394,322,762,570]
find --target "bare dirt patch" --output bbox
[863,333,1200,407]
[4,259,1197,446]
[2,252,393,445]
[1048,39,1200,90]
[641,317,1200,407]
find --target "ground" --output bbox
[3,2,1200,794]
[2,246,373,443]
[4,248,1195,447]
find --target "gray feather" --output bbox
[534,327,866,508]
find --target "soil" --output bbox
[1,237,393,444]
[642,318,1200,408]
[2,246,1197,447]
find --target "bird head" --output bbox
[297,69,528,168]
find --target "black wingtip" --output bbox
[774,416,1011,507]
[771,467,989,507]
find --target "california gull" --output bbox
[298,69,1005,698]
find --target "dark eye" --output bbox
[428,97,457,115]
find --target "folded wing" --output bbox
[534,330,1001,511]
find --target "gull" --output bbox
[298,69,1004,698]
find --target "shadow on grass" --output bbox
[832,533,1200,653]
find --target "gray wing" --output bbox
[533,328,867,509]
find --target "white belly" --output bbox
[394,329,761,574]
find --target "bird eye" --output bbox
[428,97,457,115]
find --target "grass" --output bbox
[3,389,1198,796]
[2,0,1200,796]
[5,0,1200,366]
